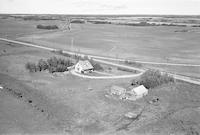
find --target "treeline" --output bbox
[23,16,57,21]
[71,19,85,24]
[121,22,187,27]
[36,24,58,30]
[88,20,187,27]
[25,57,73,73]
[88,20,112,24]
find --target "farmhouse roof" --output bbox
[131,85,148,96]
[77,60,94,70]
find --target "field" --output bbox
[0,15,200,135]
[18,23,200,65]
[10,17,200,78]
[1,16,200,65]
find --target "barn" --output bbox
[130,85,148,98]
[75,60,94,73]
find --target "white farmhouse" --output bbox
[75,60,94,73]
[130,85,148,99]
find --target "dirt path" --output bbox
[71,70,143,79]
[93,71,113,76]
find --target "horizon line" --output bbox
[1,13,200,16]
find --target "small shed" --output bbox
[131,85,148,98]
[110,85,126,96]
[75,60,94,73]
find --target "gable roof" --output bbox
[77,60,94,70]
[132,85,148,96]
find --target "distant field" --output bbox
[1,17,200,65]
[16,22,200,65]
[0,18,63,38]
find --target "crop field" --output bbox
[17,21,200,65]
[1,17,200,65]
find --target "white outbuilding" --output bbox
[130,85,148,98]
[75,60,94,74]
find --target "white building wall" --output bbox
[75,63,83,73]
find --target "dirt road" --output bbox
[71,70,143,79]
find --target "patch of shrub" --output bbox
[88,20,111,24]
[36,24,58,30]
[37,59,48,71]
[71,19,85,24]
[93,62,104,71]
[117,67,137,73]
[137,69,174,89]
[89,59,104,71]
[124,60,142,67]
[25,62,38,72]
[25,57,73,73]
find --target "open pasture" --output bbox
[17,22,200,64]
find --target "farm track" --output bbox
[71,70,143,79]
[0,37,200,85]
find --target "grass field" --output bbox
[8,17,199,78]
[16,22,200,65]
[1,17,200,65]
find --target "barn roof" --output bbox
[132,85,148,95]
[77,60,94,70]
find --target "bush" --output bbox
[37,59,48,71]
[47,57,58,67]
[71,20,85,24]
[48,66,57,73]
[124,60,142,67]
[137,69,174,89]
[89,59,103,71]
[25,62,37,72]
[36,24,58,30]
[117,67,137,73]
